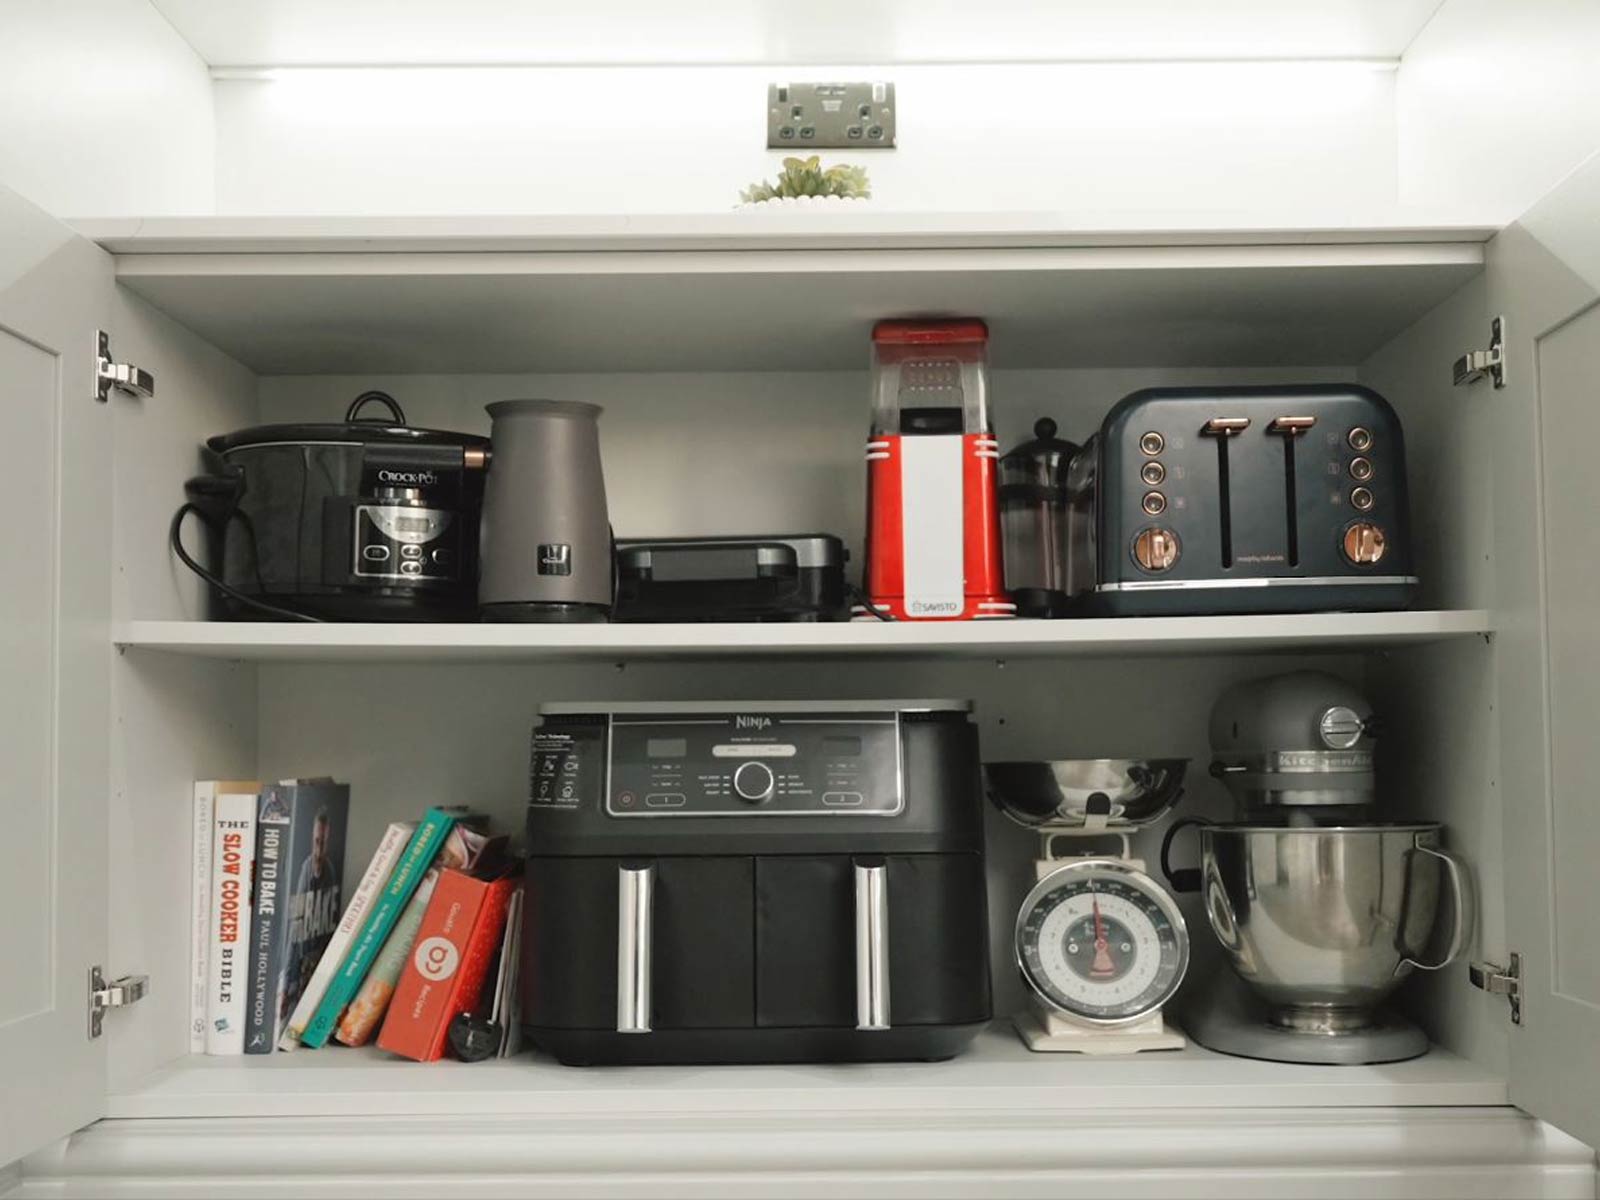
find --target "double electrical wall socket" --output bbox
[768,82,896,150]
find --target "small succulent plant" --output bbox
[741,156,872,203]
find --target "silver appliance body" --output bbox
[1168,671,1476,1064]
[1200,823,1470,1026]
[985,758,1188,830]
[1191,822,1471,1063]
[479,400,612,622]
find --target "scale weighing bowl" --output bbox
[984,759,1189,830]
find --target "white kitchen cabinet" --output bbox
[3,3,1600,1194]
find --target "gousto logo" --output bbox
[413,935,460,982]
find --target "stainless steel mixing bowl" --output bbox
[1199,822,1472,1032]
[984,758,1189,830]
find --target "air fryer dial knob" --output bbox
[1133,528,1181,573]
[733,761,775,803]
[1342,522,1388,565]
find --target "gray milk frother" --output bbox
[479,399,612,622]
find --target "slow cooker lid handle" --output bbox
[345,390,407,427]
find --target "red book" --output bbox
[376,869,517,1062]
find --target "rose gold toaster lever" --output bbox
[1201,417,1251,437]
[1268,416,1318,436]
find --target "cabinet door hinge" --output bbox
[95,330,154,403]
[89,966,148,1039]
[1453,316,1506,390]
[1469,953,1521,1025]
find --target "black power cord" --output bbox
[846,582,896,621]
[170,503,323,623]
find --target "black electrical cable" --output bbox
[846,582,896,621]
[170,503,323,623]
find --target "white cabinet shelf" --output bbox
[108,1026,1507,1120]
[74,214,1488,373]
[72,212,1500,255]
[114,610,1491,664]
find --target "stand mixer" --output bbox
[1163,671,1473,1065]
[986,760,1191,1054]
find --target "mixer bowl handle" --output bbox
[1160,817,1210,894]
[1398,844,1475,973]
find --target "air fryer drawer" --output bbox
[754,854,991,1028]
[523,856,754,1030]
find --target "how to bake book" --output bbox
[281,819,415,1049]
[244,779,349,1054]
[204,782,261,1055]
[377,869,518,1062]
[299,807,463,1048]
[334,824,497,1047]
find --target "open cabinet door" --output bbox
[1486,150,1600,1151]
[0,184,115,1164]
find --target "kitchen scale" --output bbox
[986,759,1191,1054]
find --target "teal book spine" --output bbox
[298,808,457,1048]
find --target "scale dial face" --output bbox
[1015,859,1189,1026]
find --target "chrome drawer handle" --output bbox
[854,859,891,1031]
[616,863,654,1033]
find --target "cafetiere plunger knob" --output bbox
[1133,528,1181,572]
[1342,522,1388,565]
[733,761,775,803]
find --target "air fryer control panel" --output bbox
[534,711,906,818]
[353,503,461,582]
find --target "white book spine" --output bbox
[280,820,414,1050]
[205,789,258,1055]
[189,782,216,1054]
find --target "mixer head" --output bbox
[1208,670,1377,817]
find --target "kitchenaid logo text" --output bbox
[735,716,773,730]
[377,469,438,486]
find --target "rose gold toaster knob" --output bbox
[1342,522,1388,565]
[1133,528,1181,572]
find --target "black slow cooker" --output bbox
[175,392,490,621]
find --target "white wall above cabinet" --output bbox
[80,219,1486,373]
[0,0,213,217]
[152,0,1442,67]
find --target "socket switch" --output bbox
[768,81,896,150]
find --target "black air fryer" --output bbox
[522,701,991,1066]
[1065,384,1417,616]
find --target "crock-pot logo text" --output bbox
[377,468,438,487]
[735,715,774,731]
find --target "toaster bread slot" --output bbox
[1201,418,1251,568]
[1268,417,1317,569]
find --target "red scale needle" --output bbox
[1090,893,1116,978]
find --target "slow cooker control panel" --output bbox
[353,504,460,582]
[598,712,906,817]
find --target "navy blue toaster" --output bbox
[1064,385,1418,616]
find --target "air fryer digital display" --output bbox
[598,712,905,817]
